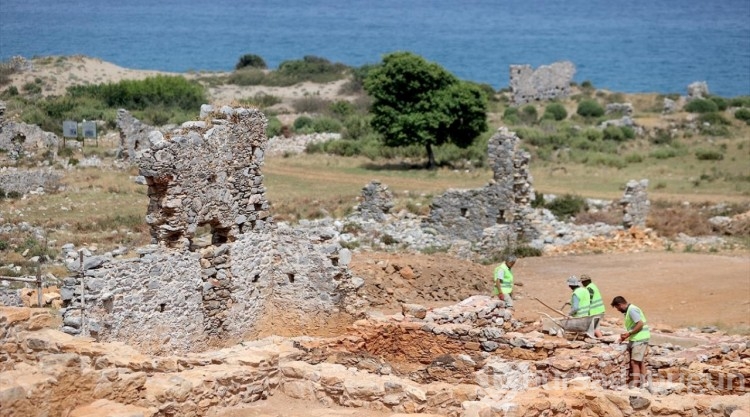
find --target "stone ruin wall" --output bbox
[116,108,155,160]
[621,179,650,228]
[61,107,365,353]
[424,127,536,250]
[509,61,576,105]
[0,167,62,195]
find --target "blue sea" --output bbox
[1,0,749,96]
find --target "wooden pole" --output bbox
[533,297,568,317]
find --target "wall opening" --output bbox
[287,273,295,283]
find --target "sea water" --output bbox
[1,0,749,96]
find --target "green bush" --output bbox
[602,125,635,142]
[293,116,314,132]
[576,99,604,117]
[545,194,588,220]
[227,68,267,86]
[735,107,750,124]
[322,139,362,156]
[68,75,206,112]
[2,85,19,97]
[684,98,718,113]
[519,105,538,124]
[342,114,373,140]
[235,53,267,70]
[276,55,349,84]
[328,100,355,119]
[708,96,728,111]
[292,95,331,113]
[503,107,519,124]
[695,149,724,161]
[625,153,644,163]
[543,103,568,121]
[698,112,730,126]
[266,116,283,138]
[238,93,281,108]
[729,96,750,107]
[650,147,679,159]
[311,117,342,133]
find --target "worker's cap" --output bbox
[580,274,592,283]
[566,276,581,287]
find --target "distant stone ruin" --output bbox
[0,167,61,195]
[621,179,650,228]
[687,81,709,100]
[509,61,575,105]
[356,180,394,222]
[61,106,365,353]
[0,104,59,161]
[116,108,154,160]
[424,127,536,251]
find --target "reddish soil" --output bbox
[351,251,750,333]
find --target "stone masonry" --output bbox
[356,180,394,222]
[0,167,62,195]
[116,108,155,160]
[424,127,536,251]
[0,120,59,161]
[509,61,576,105]
[60,106,365,353]
[620,179,650,228]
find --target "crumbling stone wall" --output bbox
[61,106,364,353]
[509,61,575,105]
[0,121,59,161]
[0,167,62,195]
[356,180,394,222]
[687,81,709,100]
[116,109,154,160]
[621,179,650,228]
[424,127,536,249]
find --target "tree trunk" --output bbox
[426,143,436,169]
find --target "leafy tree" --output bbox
[364,52,487,168]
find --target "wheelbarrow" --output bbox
[539,312,603,339]
[533,297,602,340]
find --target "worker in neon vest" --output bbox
[566,276,590,317]
[580,274,604,338]
[492,255,516,308]
[611,296,651,388]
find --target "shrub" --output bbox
[342,114,372,140]
[650,147,679,159]
[328,100,355,119]
[311,117,342,133]
[729,96,750,107]
[503,107,518,122]
[695,149,724,161]
[543,102,568,121]
[292,95,331,113]
[2,85,18,97]
[602,125,625,141]
[293,116,314,132]
[238,93,281,108]
[226,68,267,86]
[735,108,750,124]
[576,99,604,117]
[698,112,730,126]
[67,75,205,112]
[519,105,538,124]
[708,96,728,111]
[625,153,643,163]
[323,139,362,156]
[22,81,42,95]
[266,116,283,138]
[545,194,588,220]
[684,98,718,113]
[650,129,673,145]
[235,53,267,70]
[276,55,349,84]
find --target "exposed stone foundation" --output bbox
[509,61,575,105]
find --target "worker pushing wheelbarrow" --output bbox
[534,275,606,340]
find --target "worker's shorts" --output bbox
[628,340,649,362]
[503,293,514,308]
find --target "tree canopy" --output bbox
[364,52,488,168]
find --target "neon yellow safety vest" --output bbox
[624,304,650,342]
[586,283,605,315]
[571,287,590,317]
[493,262,514,295]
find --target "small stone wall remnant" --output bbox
[0,167,62,195]
[621,179,650,228]
[356,180,394,222]
[116,109,155,160]
[687,81,709,100]
[0,121,59,161]
[425,127,536,249]
[509,61,576,105]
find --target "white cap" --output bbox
[567,276,581,287]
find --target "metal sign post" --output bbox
[62,120,77,148]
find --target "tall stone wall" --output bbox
[61,106,365,353]
[509,61,575,105]
[424,127,536,248]
[621,179,650,228]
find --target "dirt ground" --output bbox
[351,251,750,334]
